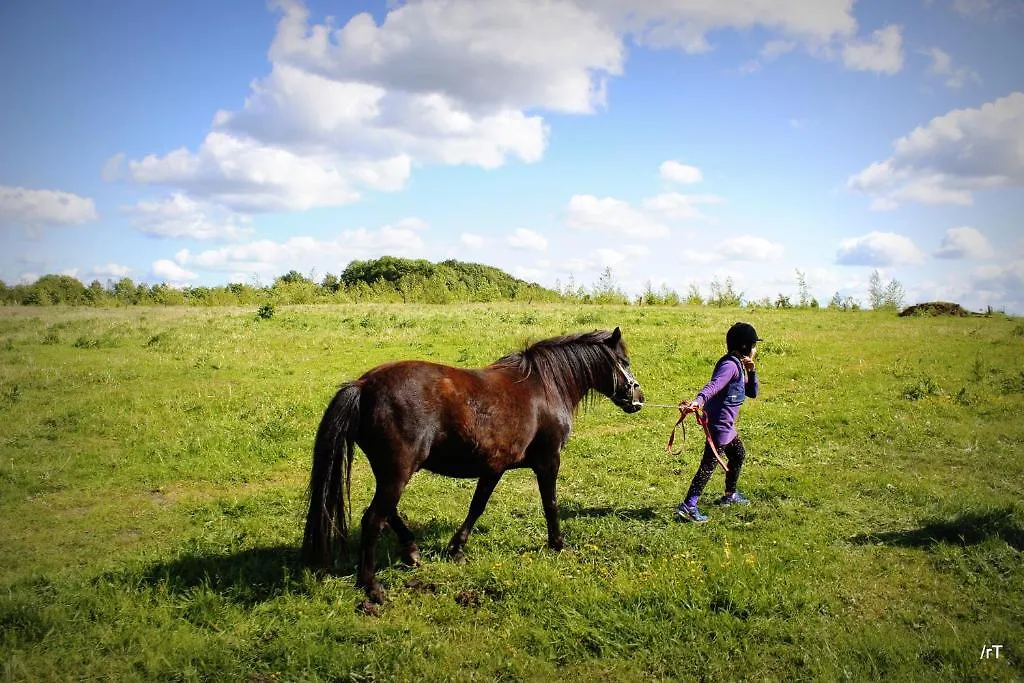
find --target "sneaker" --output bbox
[674,503,708,523]
[714,491,750,506]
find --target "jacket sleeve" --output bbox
[694,360,738,407]
[745,368,759,398]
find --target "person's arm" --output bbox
[692,360,739,408]
[745,365,758,398]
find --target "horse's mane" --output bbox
[490,329,620,408]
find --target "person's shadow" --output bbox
[849,505,1023,551]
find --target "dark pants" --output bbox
[684,435,746,503]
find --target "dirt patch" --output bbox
[899,302,981,317]
[405,577,438,593]
[455,589,481,608]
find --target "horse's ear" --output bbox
[607,326,621,346]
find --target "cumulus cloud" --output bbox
[505,228,548,252]
[922,47,980,89]
[152,259,199,282]
[835,231,926,266]
[934,226,995,260]
[461,233,484,248]
[681,235,785,263]
[171,218,430,279]
[555,244,651,277]
[592,0,857,52]
[841,24,903,75]
[112,0,908,215]
[566,194,670,238]
[0,186,98,232]
[949,0,1024,21]
[848,92,1024,209]
[89,263,133,279]
[126,194,254,240]
[642,192,724,220]
[659,161,703,184]
[122,133,411,213]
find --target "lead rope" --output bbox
[644,402,729,473]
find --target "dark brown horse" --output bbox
[302,327,644,604]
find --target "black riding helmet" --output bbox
[726,322,763,354]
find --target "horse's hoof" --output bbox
[548,537,565,552]
[449,550,467,565]
[401,547,421,567]
[356,599,381,616]
[367,585,387,605]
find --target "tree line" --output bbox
[1,258,905,311]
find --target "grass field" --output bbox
[2,303,1022,682]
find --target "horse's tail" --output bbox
[302,381,361,568]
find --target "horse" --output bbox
[301,326,644,604]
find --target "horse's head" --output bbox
[604,326,644,414]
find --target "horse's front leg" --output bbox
[534,456,563,551]
[447,472,503,562]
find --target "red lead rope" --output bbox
[665,404,729,473]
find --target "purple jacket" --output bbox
[693,354,758,446]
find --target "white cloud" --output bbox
[934,226,995,260]
[949,0,1024,21]
[460,233,484,248]
[550,244,651,280]
[220,64,549,170]
[642,192,724,220]
[565,194,670,238]
[835,231,926,266]
[152,259,199,282]
[114,0,905,215]
[848,92,1024,209]
[971,260,1024,292]
[506,228,549,252]
[659,160,703,184]
[681,235,785,263]
[922,47,980,89]
[89,263,133,279]
[841,25,903,75]
[593,0,857,52]
[0,186,98,231]
[101,153,126,182]
[171,219,431,279]
[126,194,254,240]
[123,132,411,213]
[966,260,1024,312]
[270,0,624,115]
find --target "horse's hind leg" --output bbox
[447,472,503,562]
[388,513,420,566]
[357,476,409,604]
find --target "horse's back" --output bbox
[355,359,541,474]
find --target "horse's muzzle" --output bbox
[615,384,644,413]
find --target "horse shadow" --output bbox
[558,500,661,522]
[849,505,1023,551]
[137,518,458,606]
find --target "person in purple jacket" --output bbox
[675,322,762,523]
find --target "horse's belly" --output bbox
[419,453,489,478]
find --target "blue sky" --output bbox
[1,0,1022,311]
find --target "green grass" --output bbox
[1,303,1022,681]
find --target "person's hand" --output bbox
[678,400,699,414]
[741,355,756,373]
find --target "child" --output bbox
[675,322,762,523]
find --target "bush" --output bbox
[256,303,275,320]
